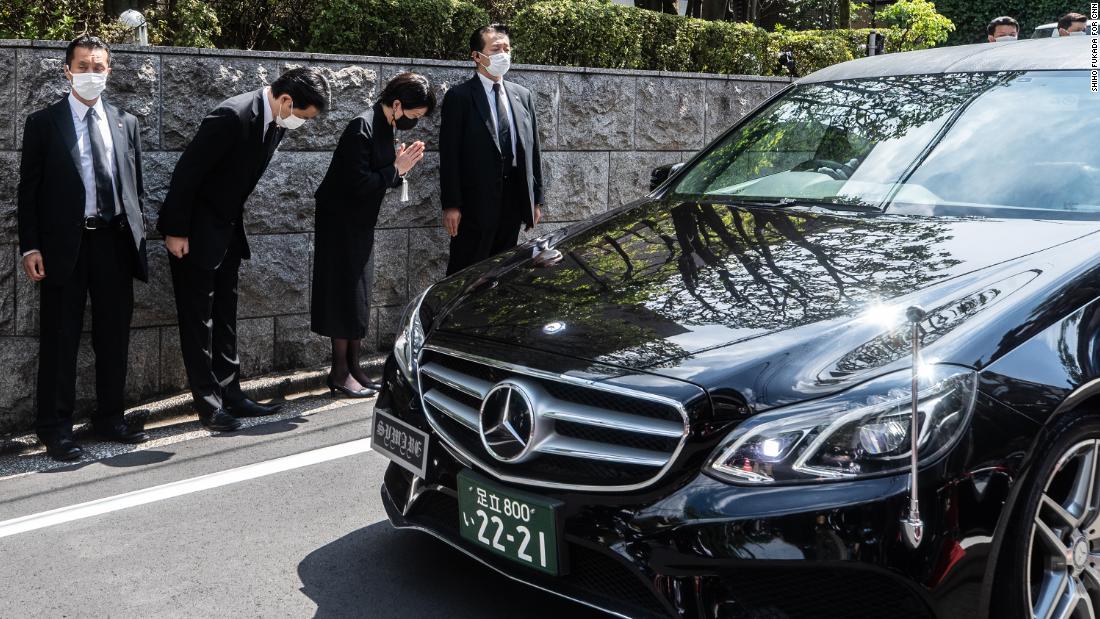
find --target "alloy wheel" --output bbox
[1028,439,1100,619]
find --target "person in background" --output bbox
[1058,13,1088,36]
[311,73,432,397]
[439,23,544,275]
[987,16,1020,42]
[158,68,329,431]
[17,35,150,461]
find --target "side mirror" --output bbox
[650,162,685,191]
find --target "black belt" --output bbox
[83,216,127,231]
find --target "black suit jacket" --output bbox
[158,89,283,270]
[439,76,544,226]
[17,96,148,282]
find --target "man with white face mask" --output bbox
[158,67,329,432]
[439,23,545,274]
[987,15,1020,42]
[1058,13,1089,37]
[17,35,150,460]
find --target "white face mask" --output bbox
[994,35,1018,42]
[480,51,511,78]
[1067,30,1087,36]
[70,71,108,100]
[275,100,307,130]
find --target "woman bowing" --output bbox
[311,72,434,397]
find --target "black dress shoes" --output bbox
[199,409,242,432]
[225,398,282,418]
[44,438,83,462]
[93,422,148,444]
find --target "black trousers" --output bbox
[168,238,246,416]
[446,171,528,276]
[36,226,134,441]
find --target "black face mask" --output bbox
[394,110,418,130]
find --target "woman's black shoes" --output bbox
[326,376,377,399]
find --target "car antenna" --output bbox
[901,305,927,550]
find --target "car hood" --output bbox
[430,199,1100,407]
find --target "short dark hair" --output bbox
[1058,12,1087,30]
[379,72,436,116]
[271,67,330,113]
[65,34,110,67]
[986,15,1019,36]
[469,23,510,53]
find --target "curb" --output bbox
[0,354,388,458]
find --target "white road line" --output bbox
[0,439,373,539]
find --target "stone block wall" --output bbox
[0,40,788,434]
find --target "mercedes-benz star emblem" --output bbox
[479,382,535,463]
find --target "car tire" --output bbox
[993,412,1100,619]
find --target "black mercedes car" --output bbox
[372,38,1100,618]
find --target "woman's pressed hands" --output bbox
[395,140,426,175]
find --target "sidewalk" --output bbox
[0,354,387,462]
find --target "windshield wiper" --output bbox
[705,196,880,212]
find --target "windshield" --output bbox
[672,71,1100,219]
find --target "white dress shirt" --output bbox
[69,92,121,219]
[26,94,122,258]
[262,86,276,139]
[478,73,517,167]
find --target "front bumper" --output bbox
[376,356,979,619]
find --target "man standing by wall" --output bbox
[17,35,150,461]
[439,24,545,275]
[158,68,329,432]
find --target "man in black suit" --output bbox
[17,36,150,461]
[158,68,329,432]
[440,24,544,275]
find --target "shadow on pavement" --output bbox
[298,523,610,618]
[99,450,174,468]
[223,416,312,437]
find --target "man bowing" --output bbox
[158,68,329,432]
[18,35,150,461]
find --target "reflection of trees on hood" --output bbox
[650,202,959,330]
[441,200,960,369]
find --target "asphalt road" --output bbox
[0,397,608,618]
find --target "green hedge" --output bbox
[510,0,643,69]
[512,0,906,77]
[693,20,771,75]
[767,28,853,75]
[308,0,489,59]
[2,0,929,78]
[513,0,772,75]
[935,0,1088,44]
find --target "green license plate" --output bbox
[457,470,564,576]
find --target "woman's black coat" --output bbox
[310,103,401,339]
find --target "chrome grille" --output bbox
[416,346,690,491]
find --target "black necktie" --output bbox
[263,120,279,156]
[492,83,513,166]
[86,107,116,221]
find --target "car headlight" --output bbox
[708,365,977,484]
[393,288,429,385]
